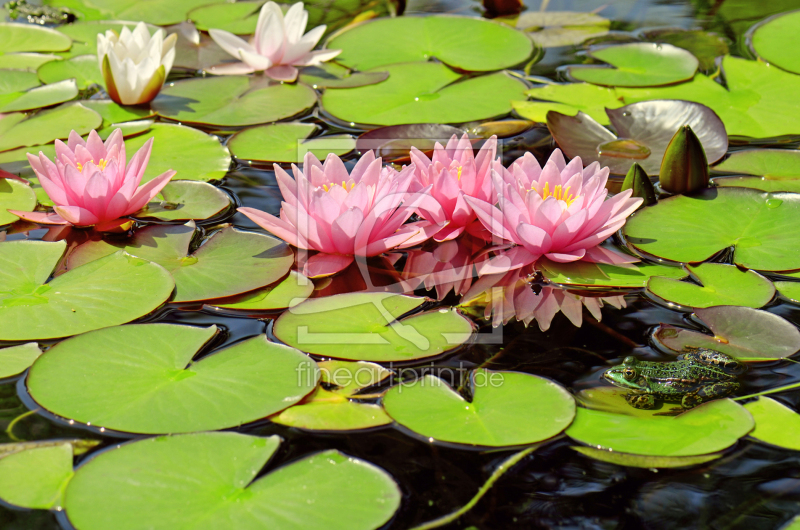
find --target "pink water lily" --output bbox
[208,1,341,81]
[399,235,486,300]
[238,152,445,278]
[9,129,175,230]
[465,149,642,275]
[409,134,497,242]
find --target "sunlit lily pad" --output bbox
[577,386,666,419]
[647,263,775,309]
[383,369,575,447]
[0,241,174,341]
[623,188,800,271]
[513,82,622,125]
[51,0,227,25]
[0,69,40,95]
[82,99,155,126]
[298,63,389,89]
[0,177,37,226]
[133,181,231,221]
[37,55,103,90]
[0,79,78,113]
[516,11,609,48]
[0,23,72,53]
[321,63,528,127]
[329,15,534,71]
[0,53,60,70]
[539,259,687,289]
[206,271,314,311]
[229,123,354,164]
[189,1,264,34]
[566,399,754,456]
[714,149,800,177]
[28,324,316,434]
[744,397,800,451]
[713,176,800,193]
[152,76,317,127]
[638,28,729,72]
[653,306,800,361]
[64,433,401,530]
[0,342,41,379]
[273,292,474,362]
[0,439,100,458]
[565,43,698,87]
[0,102,102,153]
[0,443,74,509]
[572,446,722,468]
[66,222,292,303]
[776,280,800,304]
[749,10,800,75]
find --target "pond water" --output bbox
[3,0,800,528]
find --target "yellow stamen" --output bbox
[539,182,576,207]
[456,166,463,180]
[75,158,107,172]
[321,181,355,192]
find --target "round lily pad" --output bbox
[646,263,775,309]
[298,63,389,89]
[623,188,800,271]
[383,369,575,447]
[0,443,73,509]
[566,43,698,87]
[539,259,687,289]
[0,102,102,153]
[321,62,528,127]
[82,99,155,127]
[66,222,293,303]
[0,178,37,226]
[53,0,228,26]
[329,15,534,71]
[516,11,610,48]
[0,78,78,113]
[133,181,231,222]
[744,397,800,451]
[0,342,41,379]
[566,399,754,457]
[206,271,314,311]
[64,433,401,530]
[572,446,722,468]
[229,123,354,164]
[577,386,669,419]
[776,280,800,304]
[37,55,103,90]
[652,306,800,361]
[152,76,317,127]
[713,149,800,178]
[0,241,174,341]
[189,1,264,35]
[0,53,60,70]
[0,23,72,53]
[273,292,474,362]
[750,10,800,75]
[713,177,800,193]
[28,324,317,434]
[0,69,40,95]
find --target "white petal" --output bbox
[254,1,284,54]
[283,2,307,44]
[256,3,285,59]
[209,29,257,59]
[300,48,342,66]
[240,48,271,70]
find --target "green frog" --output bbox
[603,348,746,410]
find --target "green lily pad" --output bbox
[714,149,800,177]
[228,123,355,164]
[0,23,72,53]
[152,76,317,127]
[0,69,40,95]
[566,43,698,87]
[0,102,102,153]
[653,306,800,361]
[0,79,78,113]
[0,439,100,458]
[566,399,754,456]
[383,369,575,447]
[513,82,621,125]
[0,241,174,341]
[206,271,314,311]
[750,10,800,75]
[647,263,775,309]
[515,11,610,48]
[744,397,800,451]
[321,62,528,127]
[776,280,800,304]
[298,63,389,89]
[638,28,729,72]
[273,292,474,362]
[713,176,800,193]
[539,259,687,289]
[28,324,317,434]
[50,0,228,25]
[0,443,73,509]
[0,177,37,226]
[133,181,231,221]
[623,188,800,271]
[66,223,293,303]
[37,55,103,90]
[577,386,668,418]
[55,21,158,59]
[272,360,393,431]
[329,15,533,71]
[82,99,155,126]
[0,53,60,70]
[98,119,153,139]
[0,342,41,379]
[64,433,401,530]
[189,1,264,35]
[572,446,722,468]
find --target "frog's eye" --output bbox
[623,367,636,380]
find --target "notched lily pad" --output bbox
[565,43,698,87]
[744,397,800,451]
[228,122,355,164]
[133,181,231,221]
[0,79,78,113]
[749,10,800,75]
[298,63,389,89]
[205,271,314,311]
[0,342,41,379]
[0,443,74,509]
[0,102,102,153]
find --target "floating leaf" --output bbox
[653,305,800,361]
[206,271,314,311]
[0,79,78,113]
[133,181,231,221]
[714,149,800,178]
[64,433,401,530]
[228,123,354,164]
[0,342,41,379]
[28,324,316,434]
[0,102,102,153]
[189,1,264,34]
[0,53,60,70]
[0,69,40,95]
[539,259,687,289]
[0,178,37,226]
[321,63,528,127]
[328,15,534,71]
[638,28,729,72]
[0,439,100,458]
[52,0,228,25]
[623,188,800,271]
[152,76,317,127]
[513,82,621,125]
[572,446,722,468]
[577,387,667,419]
[383,369,575,447]
[776,280,800,304]
[713,176,800,193]
[516,11,610,48]
[565,43,698,87]
[81,99,155,126]
[298,63,389,89]
[647,263,775,309]
[37,55,103,90]
[749,10,800,75]
[0,23,71,53]
[274,292,474,362]
[0,443,73,509]
[744,397,800,451]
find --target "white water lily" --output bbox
[208,1,341,82]
[97,22,177,105]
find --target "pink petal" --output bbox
[53,205,100,226]
[478,246,539,275]
[546,249,587,262]
[330,207,363,255]
[304,253,354,278]
[6,210,69,225]
[125,170,176,215]
[208,62,257,75]
[238,206,305,248]
[265,65,299,82]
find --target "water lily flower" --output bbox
[399,234,488,300]
[97,22,177,106]
[208,1,341,82]
[9,129,176,230]
[409,134,497,242]
[238,152,445,278]
[465,149,642,275]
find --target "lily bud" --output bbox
[97,22,177,106]
[621,162,656,206]
[659,125,709,194]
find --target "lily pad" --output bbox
[623,188,800,271]
[228,123,355,164]
[0,69,40,95]
[0,23,72,53]
[298,63,389,89]
[0,241,174,341]
[577,386,668,419]
[382,369,575,447]
[37,55,103,90]
[776,280,800,304]
[28,324,317,434]
[647,263,775,309]
[714,149,800,177]
[713,176,800,193]
[0,439,100,458]
[749,10,800,75]
[653,305,800,361]
[152,76,317,127]
[82,99,155,126]
[0,342,41,379]
[321,62,528,127]
[0,79,78,113]
[274,292,474,362]
[206,271,314,311]
[539,259,687,289]
[572,446,722,468]
[516,11,610,48]
[328,15,534,72]
[513,82,622,125]
[0,102,102,153]
[189,1,264,35]
[0,53,60,70]
[0,177,37,226]
[51,0,228,25]
[566,399,754,456]
[565,43,698,87]
[744,397,800,451]
[0,443,73,509]
[638,28,729,72]
[355,123,465,162]
[133,181,231,221]
[272,360,393,431]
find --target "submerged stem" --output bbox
[5,409,38,442]
[734,381,800,401]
